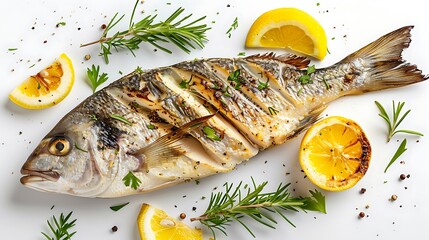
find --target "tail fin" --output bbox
[342,26,427,92]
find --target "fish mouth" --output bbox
[20,168,60,184]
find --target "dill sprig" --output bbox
[42,212,77,240]
[81,1,211,63]
[190,179,326,239]
[375,101,423,142]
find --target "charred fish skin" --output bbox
[20,26,427,198]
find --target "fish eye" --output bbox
[48,136,71,156]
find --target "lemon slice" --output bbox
[9,53,75,109]
[137,203,202,240]
[299,116,371,191]
[245,8,327,60]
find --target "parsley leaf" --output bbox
[87,64,109,93]
[122,171,141,190]
[228,69,243,90]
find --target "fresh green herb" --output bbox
[179,76,193,89]
[322,76,330,90]
[258,79,269,90]
[195,179,200,185]
[375,101,424,142]
[74,143,88,153]
[118,70,123,75]
[298,65,316,85]
[384,139,407,173]
[8,48,18,51]
[268,106,279,115]
[29,63,36,68]
[57,22,66,27]
[147,124,155,130]
[122,171,141,190]
[237,52,246,56]
[89,114,98,121]
[87,64,109,93]
[110,202,130,212]
[37,82,41,90]
[297,88,303,96]
[42,212,77,240]
[135,66,143,74]
[226,17,238,38]
[111,114,132,125]
[190,179,326,239]
[228,69,243,90]
[203,126,221,141]
[81,1,210,64]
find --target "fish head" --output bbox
[20,113,120,197]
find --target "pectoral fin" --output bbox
[131,114,215,168]
[287,106,327,140]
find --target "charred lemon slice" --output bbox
[299,116,371,191]
[137,203,202,240]
[245,8,327,60]
[9,53,75,109]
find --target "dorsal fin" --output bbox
[245,52,310,69]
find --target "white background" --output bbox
[1,0,428,239]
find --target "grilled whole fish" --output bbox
[20,26,427,198]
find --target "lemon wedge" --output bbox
[299,116,371,191]
[9,53,75,109]
[137,203,202,240]
[245,8,327,60]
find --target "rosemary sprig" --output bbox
[42,212,77,240]
[191,179,326,239]
[375,101,424,142]
[226,17,238,38]
[384,139,407,173]
[87,64,109,93]
[111,114,133,125]
[81,1,210,63]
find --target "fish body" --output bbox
[20,26,427,198]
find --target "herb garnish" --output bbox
[147,124,156,130]
[111,114,133,125]
[375,101,424,142]
[298,65,316,85]
[268,106,279,115]
[190,179,326,239]
[81,1,210,63]
[203,126,221,141]
[179,76,193,89]
[227,69,243,90]
[226,17,238,38]
[42,212,77,240]
[384,139,407,173]
[87,64,109,93]
[258,79,269,90]
[110,202,130,212]
[8,48,18,51]
[122,171,141,190]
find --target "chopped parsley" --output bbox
[228,69,243,90]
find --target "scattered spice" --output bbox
[399,174,406,180]
[179,213,186,219]
[84,54,91,60]
[111,226,118,232]
[358,212,366,218]
[359,188,366,194]
[390,194,398,201]
[192,206,197,211]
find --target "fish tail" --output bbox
[342,26,427,92]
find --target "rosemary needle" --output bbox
[81,1,211,63]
